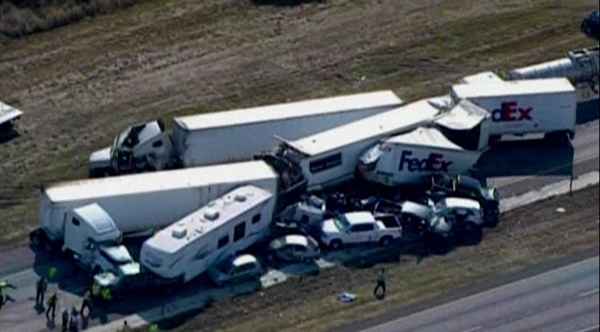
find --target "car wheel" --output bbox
[379,236,392,247]
[461,223,483,246]
[330,240,343,250]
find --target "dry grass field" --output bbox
[0,0,596,247]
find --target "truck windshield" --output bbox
[333,215,351,231]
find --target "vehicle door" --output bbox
[348,223,376,244]
[292,244,309,261]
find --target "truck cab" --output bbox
[319,211,402,249]
[63,204,136,275]
[89,120,175,177]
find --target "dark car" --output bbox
[424,174,500,227]
[581,10,599,41]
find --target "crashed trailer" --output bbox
[0,101,23,131]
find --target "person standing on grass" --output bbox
[373,267,387,299]
[36,276,48,307]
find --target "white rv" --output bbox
[272,98,444,191]
[140,185,275,283]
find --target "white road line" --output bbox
[579,288,600,298]
[359,257,599,332]
[573,324,600,332]
[458,326,482,332]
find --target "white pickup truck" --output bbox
[319,211,402,249]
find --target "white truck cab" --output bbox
[63,203,135,275]
[319,211,402,249]
[89,120,174,177]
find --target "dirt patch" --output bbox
[138,185,598,332]
[0,0,597,246]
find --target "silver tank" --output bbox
[509,47,599,85]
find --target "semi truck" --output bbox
[450,78,577,143]
[88,91,403,177]
[266,97,446,192]
[357,127,485,187]
[31,160,305,251]
[140,185,275,284]
[508,46,599,111]
[0,101,23,131]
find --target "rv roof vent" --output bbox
[234,193,247,202]
[172,225,187,239]
[204,208,219,221]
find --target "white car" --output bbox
[269,234,321,263]
[319,211,402,250]
[208,254,263,287]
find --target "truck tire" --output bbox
[461,222,483,246]
[544,131,570,146]
[379,236,393,247]
[29,230,46,248]
[330,240,343,250]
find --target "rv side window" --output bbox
[72,218,81,226]
[309,153,342,174]
[252,214,261,224]
[218,235,229,249]
[234,222,246,242]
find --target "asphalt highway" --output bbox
[359,257,600,332]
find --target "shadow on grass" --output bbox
[0,126,19,144]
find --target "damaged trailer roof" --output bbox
[435,99,490,130]
[386,127,466,151]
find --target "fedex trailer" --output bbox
[451,78,577,142]
[358,127,484,186]
[270,98,444,192]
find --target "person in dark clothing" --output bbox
[373,267,387,299]
[36,276,47,307]
[46,292,58,321]
[80,289,92,317]
[61,309,69,332]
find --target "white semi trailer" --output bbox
[0,101,23,131]
[450,78,577,142]
[32,161,291,250]
[89,91,403,177]
[140,185,275,283]
[358,127,484,187]
[268,97,445,192]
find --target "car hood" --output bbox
[94,272,119,287]
[321,219,340,234]
[101,245,134,264]
[117,262,141,277]
[89,147,112,165]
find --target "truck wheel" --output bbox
[461,223,483,246]
[379,236,393,247]
[330,240,343,250]
[29,230,46,248]
[544,131,570,146]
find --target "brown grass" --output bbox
[0,0,138,43]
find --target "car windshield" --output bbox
[333,215,351,231]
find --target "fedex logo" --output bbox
[399,151,453,172]
[492,101,533,122]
